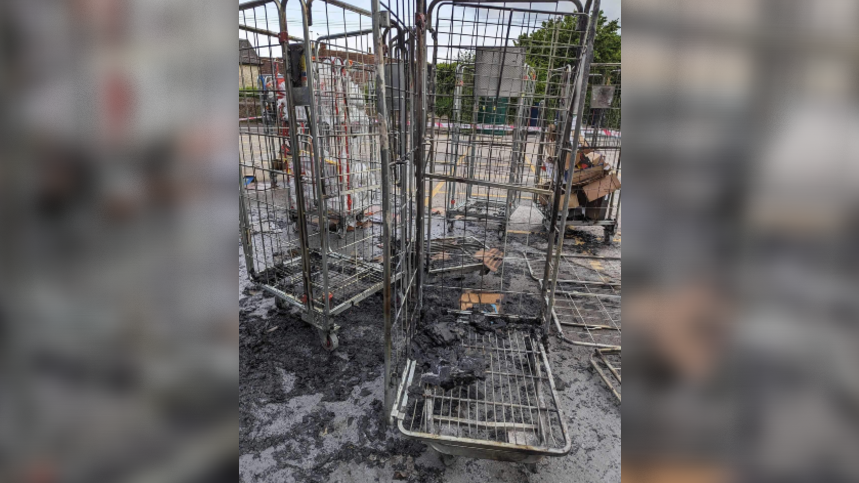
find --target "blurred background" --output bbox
[0,0,237,482]
[1,0,858,481]
[622,0,859,481]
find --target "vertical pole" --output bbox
[372,0,395,418]
[414,0,427,308]
[299,0,334,333]
[239,168,256,276]
[275,0,316,319]
[543,0,601,333]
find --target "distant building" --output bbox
[259,57,285,82]
[317,44,376,84]
[239,39,262,88]
[255,44,385,87]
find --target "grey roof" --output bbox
[240,39,262,65]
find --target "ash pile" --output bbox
[407,311,546,396]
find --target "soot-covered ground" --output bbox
[239,227,621,483]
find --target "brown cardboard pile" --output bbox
[539,139,621,220]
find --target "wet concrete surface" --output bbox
[239,225,621,483]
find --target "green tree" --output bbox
[431,51,475,122]
[516,11,620,68]
[592,13,621,64]
[516,11,621,121]
[429,14,620,124]
[432,62,457,120]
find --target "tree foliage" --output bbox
[431,52,474,121]
[517,11,620,102]
[428,13,620,123]
[517,11,621,128]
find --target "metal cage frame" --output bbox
[591,348,621,402]
[536,62,621,244]
[387,0,603,464]
[239,0,416,350]
[439,62,538,235]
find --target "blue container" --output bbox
[530,104,540,127]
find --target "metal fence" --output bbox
[536,62,622,243]
[387,0,604,465]
[237,0,618,464]
[239,0,416,351]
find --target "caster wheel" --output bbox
[275,297,287,310]
[439,453,456,467]
[321,332,338,352]
[447,222,454,232]
[523,462,538,473]
[603,228,615,245]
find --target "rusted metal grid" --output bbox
[388,0,602,463]
[239,0,413,350]
[524,251,621,349]
[536,62,622,244]
[393,316,570,460]
[591,348,621,402]
[438,62,537,234]
[525,250,621,402]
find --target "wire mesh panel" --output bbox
[239,0,415,350]
[394,316,570,458]
[388,0,603,463]
[373,0,422,420]
[439,63,537,233]
[537,62,621,243]
[422,1,594,320]
[591,348,621,402]
[524,252,621,349]
[239,3,312,329]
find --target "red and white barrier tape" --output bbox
[429,121,620,138]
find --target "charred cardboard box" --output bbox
[538,170,620,219]
[581,172,621,203]
[539,140,620,220]
[537,182,580,209]
[578,171,621,220]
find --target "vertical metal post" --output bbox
[372,0,395,416]
[275,0,316,318]
[299,0,334,332]
[239,168,256,276]
[543,0,601,332]
[424,32,439,247]
[414,0,427,308]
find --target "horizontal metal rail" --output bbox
[332,184,381,197]
[432,416,538,431]
[239,0,372,17]
[239,0,277,11]
[240,24,302,41]
[555,290,621,300]
[425,173,553,196]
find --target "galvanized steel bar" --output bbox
[297,0,334,329]
[240,24,301,41]
[424,174,553,196]
[371,0,395,416]
[542,0,601,333]
[275,0,319,323]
